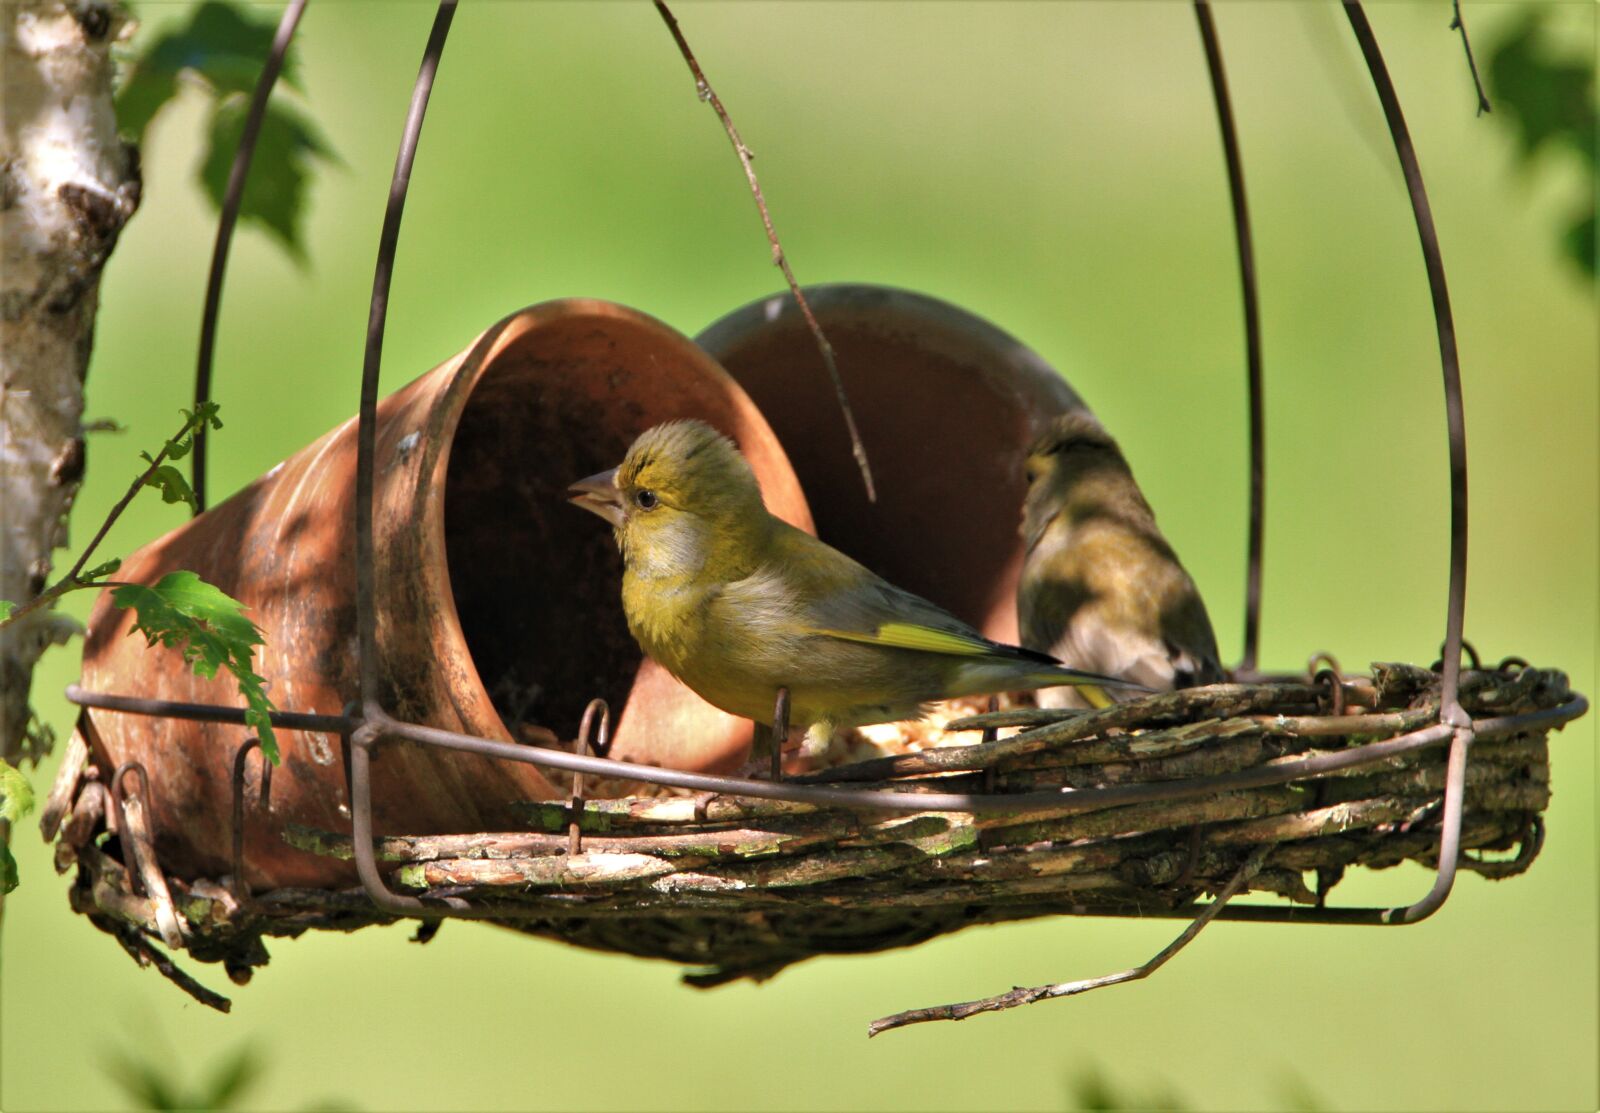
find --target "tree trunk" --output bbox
[0,0,139,917]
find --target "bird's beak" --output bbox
[568,467,624,527]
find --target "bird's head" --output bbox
[569,419,769,579]
[1019,410,1130,549]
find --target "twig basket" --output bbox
[48,660,1579,992]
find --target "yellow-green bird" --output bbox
[1018,410,1223,710]
[570,420,1140,759]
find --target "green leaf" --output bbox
[1563,207,1596,278]
[198,1046,262,1109]
[0,758,34,825]
[200,96,336,265]
[111,572,278,762]
[1,758,32,894]
[115,0,304,143]
[82,558,123,582]
[113,2,332,267]
[105,1049,183,1112]
[0,601,13,622]
[1487,12,1595,165]
[141,464,199,512]
[184,401,225,432]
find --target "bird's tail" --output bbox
[1018,664,1148,699]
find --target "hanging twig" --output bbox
[865,846,1270,1037]
[1449,0,1492,116]
[652,1,876,502]
[1192,1,1265,677]
[108,923,232,1013]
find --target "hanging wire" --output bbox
[1192,0,1265,677]
[356,0,458,709]
[192,0,310,515]
[1341,0,1472,923]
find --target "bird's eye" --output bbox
[634,488,659,511]
[1024,467,1039,484]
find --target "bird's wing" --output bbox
[762,523,1055,665]
[814,616,1033,659]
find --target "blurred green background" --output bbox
[3,2,1595,1110]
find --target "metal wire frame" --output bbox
[191,0,310,515]
[96,1,1499,931]
[1192,0,1265,680]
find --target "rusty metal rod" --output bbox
[63,682,1586,815]
[771,686,789,782]
[230,736,269,902]
[65,685,349,733]
[1343,0,1470,725]
[1343,0,1474,927]
[193,0,310,514]
[378,711,1455,816]
[567,699,610,856]
[356,0,457,711]
[1192,0,1265,677]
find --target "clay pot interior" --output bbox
[433,305,815,769]
[442,344,646,742]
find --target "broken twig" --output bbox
[1449,0,1492,116]
[652,0,875,501]
[867,845,1269,1036]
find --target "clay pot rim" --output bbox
[696,282,1081,412]
[416,297,809,744]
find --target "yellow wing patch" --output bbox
[1079,684,1115,709]
[817,622,993,657]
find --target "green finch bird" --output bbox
[570,420,1139,759]
[1017,410,1223,709]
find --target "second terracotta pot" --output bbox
[699,284,1087,643]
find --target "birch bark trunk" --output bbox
[1,1,140,911]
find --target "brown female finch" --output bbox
[1017,411,1223,709]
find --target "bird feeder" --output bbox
[36,1,1589,1026]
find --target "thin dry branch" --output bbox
[1449,0,1492,116]
[866,846,1269,1036]
[652,0,875,501]
[105,920,231,1013]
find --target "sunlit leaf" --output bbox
[0,759,34,825]
[0,759,34,894]
[112,572,278,762]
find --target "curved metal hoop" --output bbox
[164,2,1494,934]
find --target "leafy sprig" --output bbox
[0,406,220,630]
[0,405,279,762]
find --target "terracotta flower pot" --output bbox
[78,300,812,888]
[698,284,1086,643]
